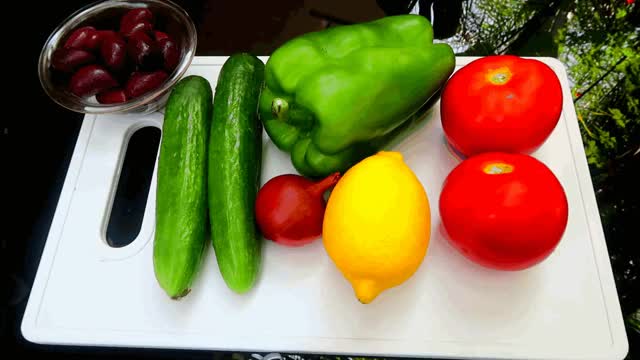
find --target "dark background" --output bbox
[5,0,639,359]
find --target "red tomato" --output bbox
[439,152,568,270]
[440,55,563,157]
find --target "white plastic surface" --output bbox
[22,57,629,359]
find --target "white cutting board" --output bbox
[21,57,629,360]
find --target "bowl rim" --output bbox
[38,0,197,114]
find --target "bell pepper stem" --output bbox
[272,97,315,129]
[272,98,289,119]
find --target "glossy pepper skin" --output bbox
[259,14,455,177]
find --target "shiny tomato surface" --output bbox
[439,152,568,270]
[440,55,563,156]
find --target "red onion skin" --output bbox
[255,173,341,247]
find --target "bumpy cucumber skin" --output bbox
[154,75,213,299]
[209,54,265,293]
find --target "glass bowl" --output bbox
[38,0,197,115]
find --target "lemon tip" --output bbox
[352,279,382,304]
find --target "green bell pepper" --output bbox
[259,14,455,177]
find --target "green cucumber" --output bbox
[209,53,265,293]
[154,75,213,299]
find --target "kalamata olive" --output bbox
[64,26,101,51]
[100,32,127,72]
[157,37,180,72]
[120,8,154,31]
[127,31,158,68]
[153,31,169,42]
[96,88,128,104]
[69,65,118,98]
[121,21,153,38]
[51,48,96,73]
[125,70,168,98]
[98,30,118,39]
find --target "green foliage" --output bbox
[450,0,535,54]
[631,308,640,334]
[557,0,639,172]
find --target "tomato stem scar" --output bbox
[487,67,513,85]
[483,162,514,174]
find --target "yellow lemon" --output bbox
[322,151,431,304]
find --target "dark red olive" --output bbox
[69,65,118,98]
[120,8,154,32]
[51,48,96,73]
[98,30,118,39]
[96,88,128,104]
[127,31,158,68]
[121,21,153,38]
[154,31,169,42]
[125,70,168,98]
[100,32,127,72]
[64,26,101,51]
[157,37,180,72]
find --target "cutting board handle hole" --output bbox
[105,126,161,248]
